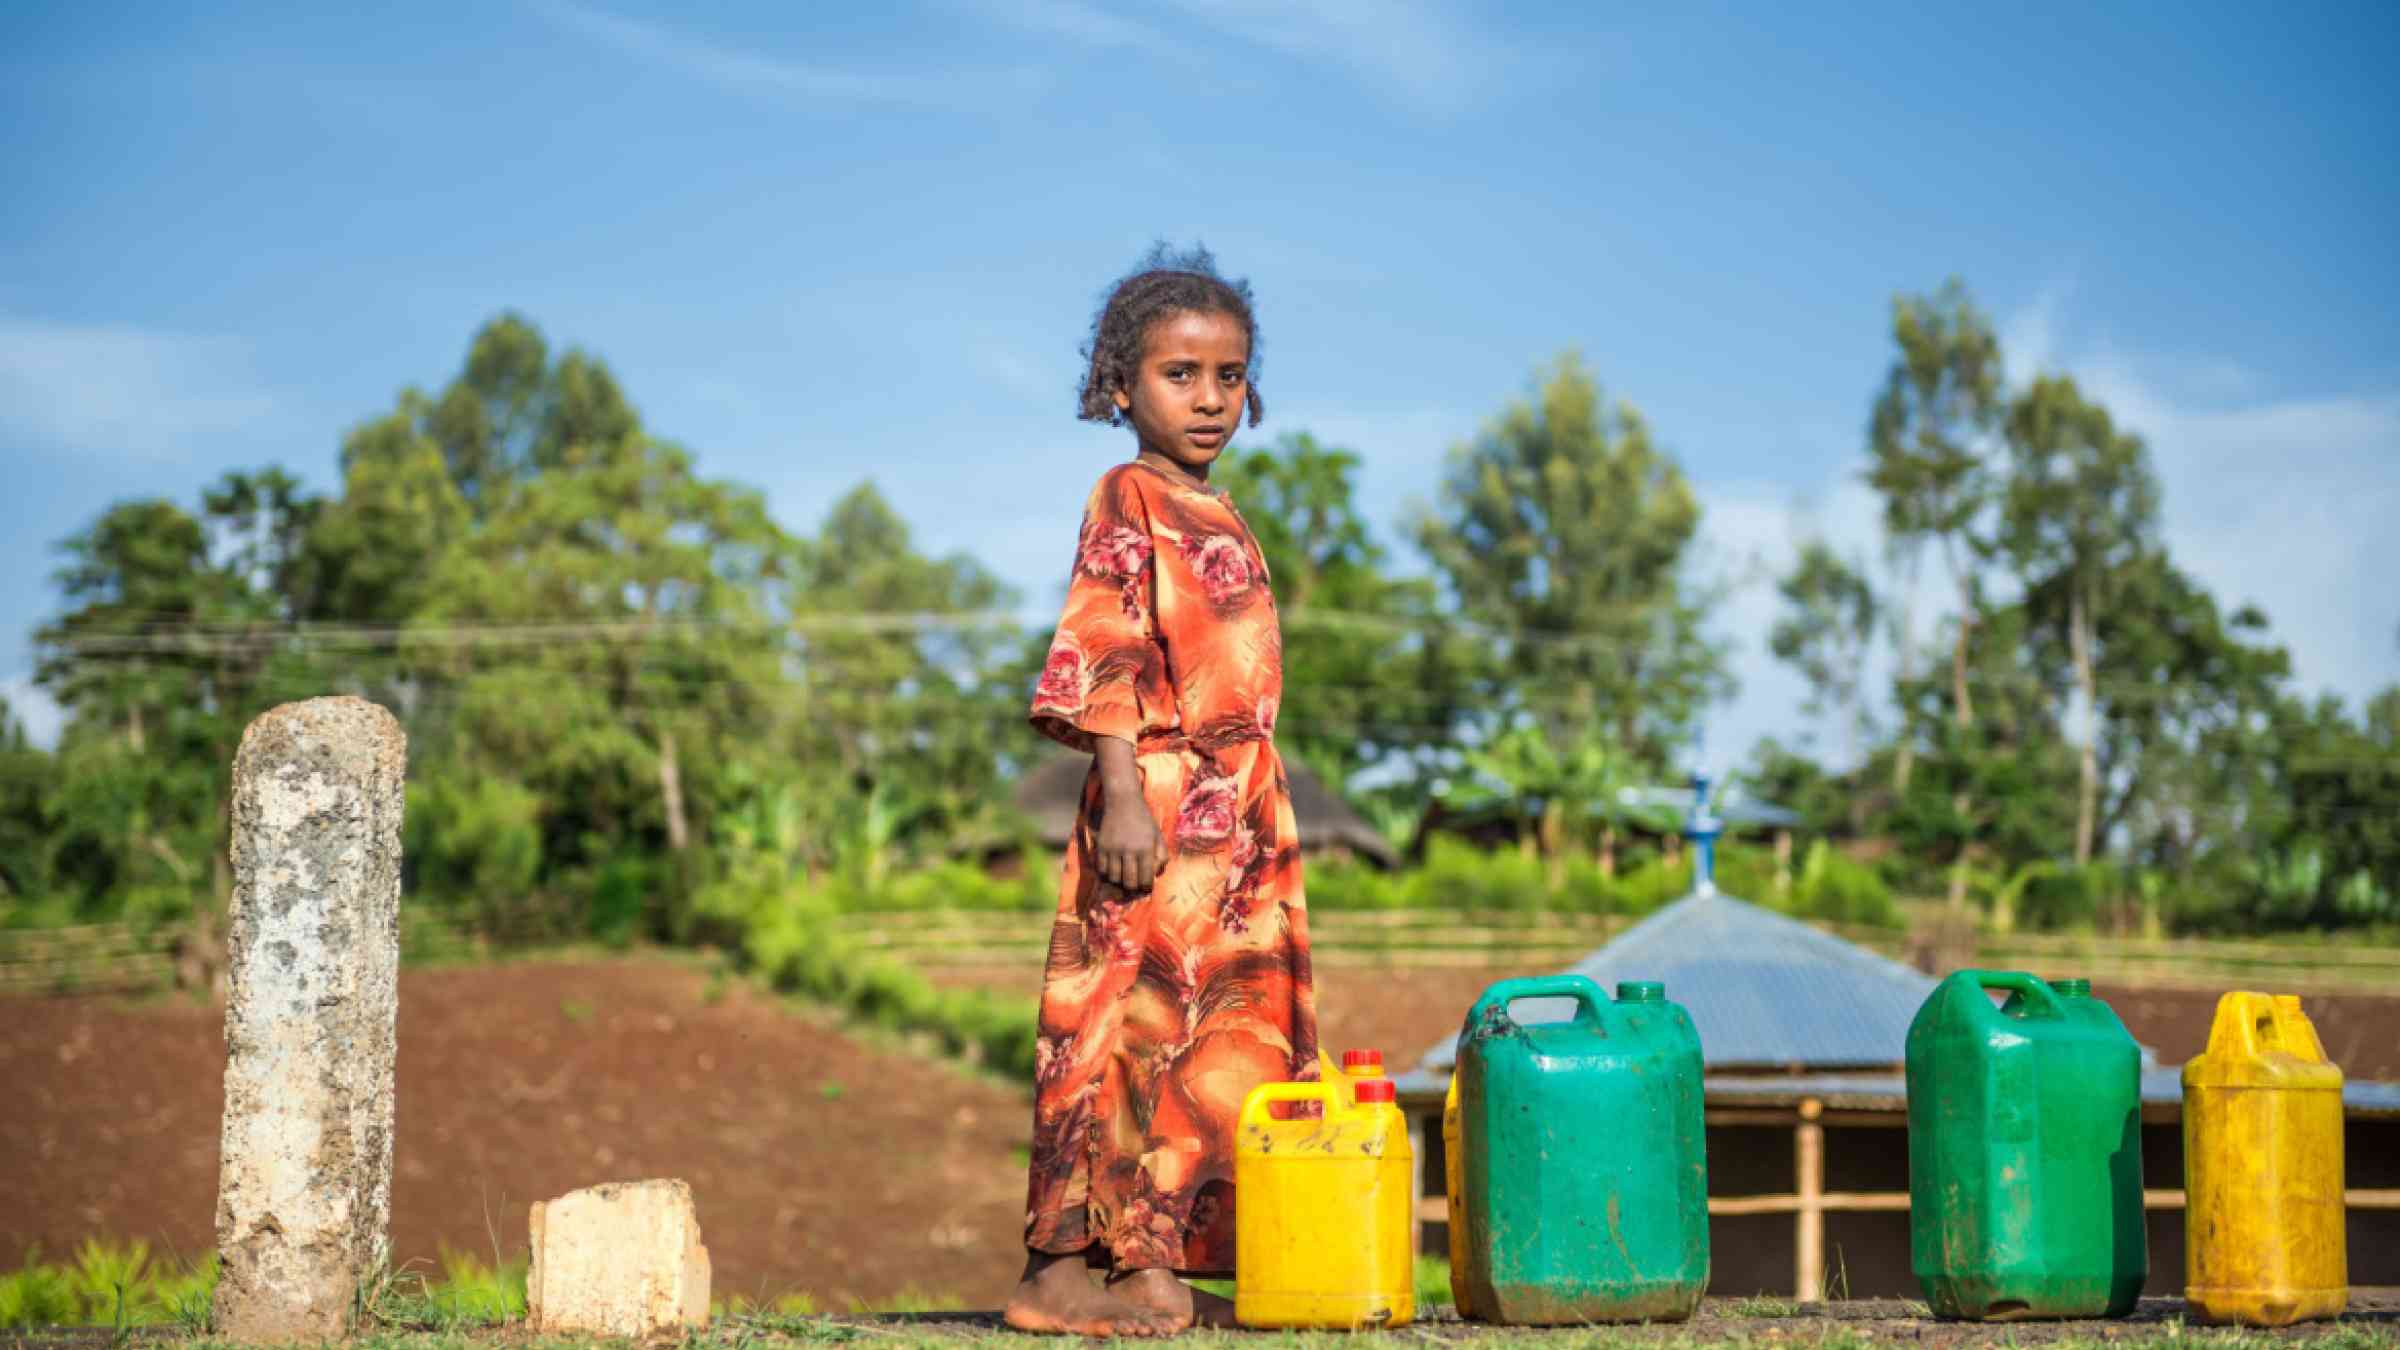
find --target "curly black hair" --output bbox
[1076,242,1263,428]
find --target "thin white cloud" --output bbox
[1706,313,2400,775]
[949,0,1173,55]
[2074,364,2400,708]
[960,0,1538,116]
[0,317,280,461]
[534,0,1043,108]
[1163,0,1530,117]
[1999,278,2071,386]
[1698,469,1895,774]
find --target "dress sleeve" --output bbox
[1030,469,1163,752]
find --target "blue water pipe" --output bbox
[1687,773,1724,896]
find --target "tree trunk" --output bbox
[1598,824,1618,880]
[1950,613,1975,731]
[2071,589,2097,867]
[1945,569,1976,916]
[1664,833,1682,868]
[659,727,689,853]
[1946,792,1972,915]
[1892,569,1918,795]
[1540,801,1563,893]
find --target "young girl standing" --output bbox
[1005,247,1319,1337]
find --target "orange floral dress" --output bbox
[1024,458,1320,1274]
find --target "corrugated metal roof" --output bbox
[1408,888,1940,1076]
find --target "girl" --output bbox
[1004,246,1320,1338]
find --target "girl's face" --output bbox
[1112,309,1250,474]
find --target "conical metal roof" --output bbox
[1409,887,1941,1076]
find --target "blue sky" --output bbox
[4,1,2396,769]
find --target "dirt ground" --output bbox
[0,958,1034,1308]
[5,953,2396,1315]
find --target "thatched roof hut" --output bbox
[1012,754,1400,869]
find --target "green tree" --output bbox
[1865,280,2004,797]
[1415,354,1728,762]
[294,399,473,623]
[1887,600,2079,916]
[1213,432,1479,792]
[412,356,786,896]
[2259,687,2400,928]
[1769,540,1880,769]
[784,481,1022,880]
[32,494,297,914]
[1450,723,1651,889]
[2000,374,2161,865]
[0,697,57,906]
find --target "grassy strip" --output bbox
[12,1246,2394,1348]
[1,1243,959,1334]
[718,897,1040,1081]
[145,1316,2400,1350]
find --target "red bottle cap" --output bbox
[1342,1048,1383,1070]
[1353,1078,1396,1103]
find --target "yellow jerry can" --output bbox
[1443,1072,1480,1319]
[2182,991,2348,1326]
[1315,1048,1351,1099]
[1235,1074,1416,1330]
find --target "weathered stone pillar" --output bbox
[213,697,405,1340]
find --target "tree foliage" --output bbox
[7,297,2394,947]
[1415,354,1729,762]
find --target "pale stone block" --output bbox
[528,1179,712,1337]
[213,696,405,1341]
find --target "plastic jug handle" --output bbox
[2270,995,2330,1064]
[1238,1078,1345,1131]
[1463,974,1607,1033]
[1967,970,2066,1019]
[2209,991,2277,1059]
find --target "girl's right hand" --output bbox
[1097,787,1170,892]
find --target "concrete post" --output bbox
[212,697,406,1340]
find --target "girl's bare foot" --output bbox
[1107,1268,1234,1330]
[1003,1250,1185,1337]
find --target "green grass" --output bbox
[1,1239,215,1333]
[145,1323,2400,1350]
[360,1247,528,1331]
[14,1243,2397,1349]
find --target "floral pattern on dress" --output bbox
[1022,460,1318,1275]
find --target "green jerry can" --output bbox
[1455,974,1708,1324]
[1906,971,2146,1320]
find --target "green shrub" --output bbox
[700,868,1039,1081]
[1311,838,1742,917]
[1791,840,1899,927]
[404,774,542,924]
[1613,854,1693,914]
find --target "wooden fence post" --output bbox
[1795,1098,1825,1302]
